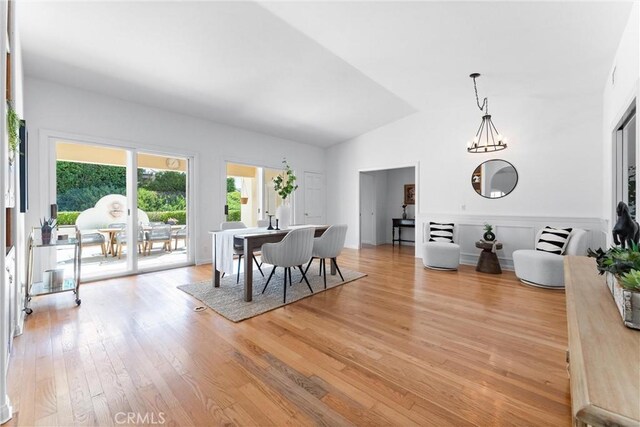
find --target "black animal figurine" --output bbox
[613,201,640,248]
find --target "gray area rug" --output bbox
[178,266,366,322]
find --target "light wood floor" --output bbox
[6,245,571,426]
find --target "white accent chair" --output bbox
[220,221,264,283]
[302,224,347,288]
[261,227,315,303]
[513,228,588,289]
[422,224,460,270]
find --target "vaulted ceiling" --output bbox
[19,1,632,147]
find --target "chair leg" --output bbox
[322,258,327,289]
[237,254,243,284]
[300,257,314,283]
[101,242,106,257]
[262,266,276,294]
[283,267,288,303]
[118,244,123,259]
[253,255,264,277]
[299,265,313,293]
[332,258,344,281]
[288,267,293,290]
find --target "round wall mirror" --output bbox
[471,159,518,199]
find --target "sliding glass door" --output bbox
[55,141,132,278]
[226,162,285,226]
[137,152,189,270]
[54,140,192,280]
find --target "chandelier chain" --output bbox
[472,76,488,114]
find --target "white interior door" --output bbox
[359,173,375,245]
[303,172,324,224]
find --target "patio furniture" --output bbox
[145,224,173,255]
[115,226,146,259]
[80,232,107,257]
[173,226,187,249]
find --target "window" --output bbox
[614,107,637,220]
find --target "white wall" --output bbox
[327,60,609,256]
[24,77,326,265]
[602,3,640,245]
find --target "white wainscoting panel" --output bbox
[416,213,607,271]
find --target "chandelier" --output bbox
[467,73,507,153]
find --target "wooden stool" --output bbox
[475,241,503,274]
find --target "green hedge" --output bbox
[146,211,187,224]
[57,210,187,226]
[57,211,81,226]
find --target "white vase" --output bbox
[276,203,291,229]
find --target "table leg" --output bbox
[212,234,220,288]
[244,239,253,301]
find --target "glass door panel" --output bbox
[137,152,189,269]
[226,163,260,226]
[55,141,132,279]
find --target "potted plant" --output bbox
[483,223,495,242]
[166,217,178,225]
[589,245,640,329]
[40,217,57,245]
[272,158,298,229]
[6,102,20,165]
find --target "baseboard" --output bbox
[0,397,12,424]
[13,292,24,337]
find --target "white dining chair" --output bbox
[220,221,264,283]
[261,227,315,303]
[301,224,347,288]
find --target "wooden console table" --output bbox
[392,218,415,246]
[564,256,639,427]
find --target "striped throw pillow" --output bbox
[429,222,455,243]
[536,227,573,255]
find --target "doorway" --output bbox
[358,166,417,248]
[53,139,193,280]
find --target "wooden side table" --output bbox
[475,241,503,274]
